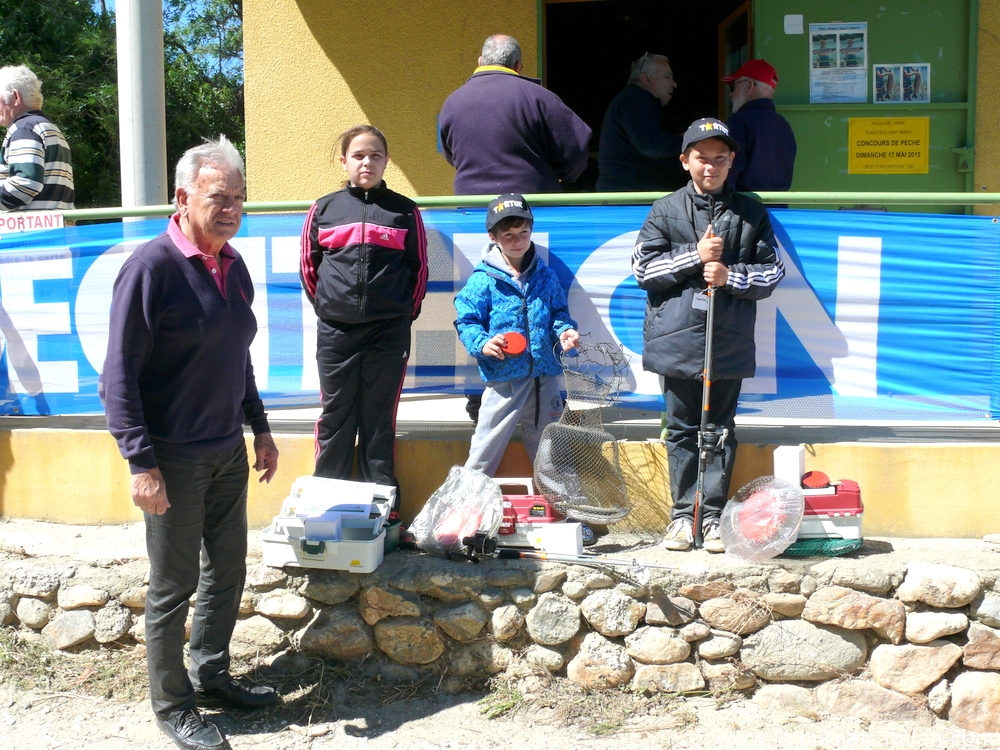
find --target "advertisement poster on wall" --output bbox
[847,117,930,174]
[874,63,931,103]
[810,22,868,103]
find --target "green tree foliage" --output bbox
[163,0,244,164]
[0,0,244,209]
[0,0,119,207]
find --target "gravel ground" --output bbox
[2,677,1000,750]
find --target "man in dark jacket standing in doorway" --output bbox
[440,33,591,424]
[597,53,684,192]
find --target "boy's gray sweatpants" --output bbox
[465,374,564,477]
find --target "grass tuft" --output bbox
[478,679,525,719]
[0,627,148,702]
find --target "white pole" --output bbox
[116,0,168,208]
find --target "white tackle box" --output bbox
[773,447,864,541]
[260,476,393,573]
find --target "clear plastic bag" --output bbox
[409,466,503,555]
[719,475,804,562]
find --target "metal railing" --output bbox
[60,192,1000,222]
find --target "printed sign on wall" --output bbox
[874,64,931,103]
[809,22,868,103]
[847,117,930,174]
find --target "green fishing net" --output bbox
[783,537,863,557]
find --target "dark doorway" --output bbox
[545,0,748,191]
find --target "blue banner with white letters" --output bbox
[1,206,998,421]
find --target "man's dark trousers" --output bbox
[144,442,249,718]
[663,377,742,523]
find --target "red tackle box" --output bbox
[493,478,566,548]
[798,479,864,540]
[502,495,564,527]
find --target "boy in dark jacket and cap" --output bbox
[632,118,784,552]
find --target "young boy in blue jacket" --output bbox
[454,193,580,501]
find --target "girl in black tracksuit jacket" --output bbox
[300,125,428,491]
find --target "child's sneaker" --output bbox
[580,522,596,547]
[661,518,693,551]
[703,519,724,554]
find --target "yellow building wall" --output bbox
[10,3,999,538]
[0,429,531,531]
[244,0,1000,207]
[2,428,996,540]
[0,430,313,529]
[243,0,537,201]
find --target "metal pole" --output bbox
[116,0,168,209]
[60,193,1000,221]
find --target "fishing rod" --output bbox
[494,546,676,588]
[693,225,729,549]
[400,537,676,592]
[494,547,675,570]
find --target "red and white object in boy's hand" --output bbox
[499,331,527,356]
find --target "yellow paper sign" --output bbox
[848,117,929,174]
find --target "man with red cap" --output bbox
[721,59,797,192]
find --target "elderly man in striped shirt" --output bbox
[0,64,75,212]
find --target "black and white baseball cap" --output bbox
[681,118,740,153]
[486,193,533,232]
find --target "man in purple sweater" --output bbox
[438,34,592,195]
[441,34,591,424]
[103,136,279,750]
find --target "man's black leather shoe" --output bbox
[195,678,279,710]
[156,708,230,750]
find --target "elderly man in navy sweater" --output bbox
[439,34,592,195]
[103,136,279,750]
[721,59,797,192]
[440,34,591,423]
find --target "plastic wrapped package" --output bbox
[409,466,503,555]
[720,476,804,562]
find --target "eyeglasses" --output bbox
[193,191,246,206]
[727,78,753,92]
[637,52,650,77]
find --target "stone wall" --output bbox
[2,550,1000,734]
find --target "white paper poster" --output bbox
[810,22,868,103]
